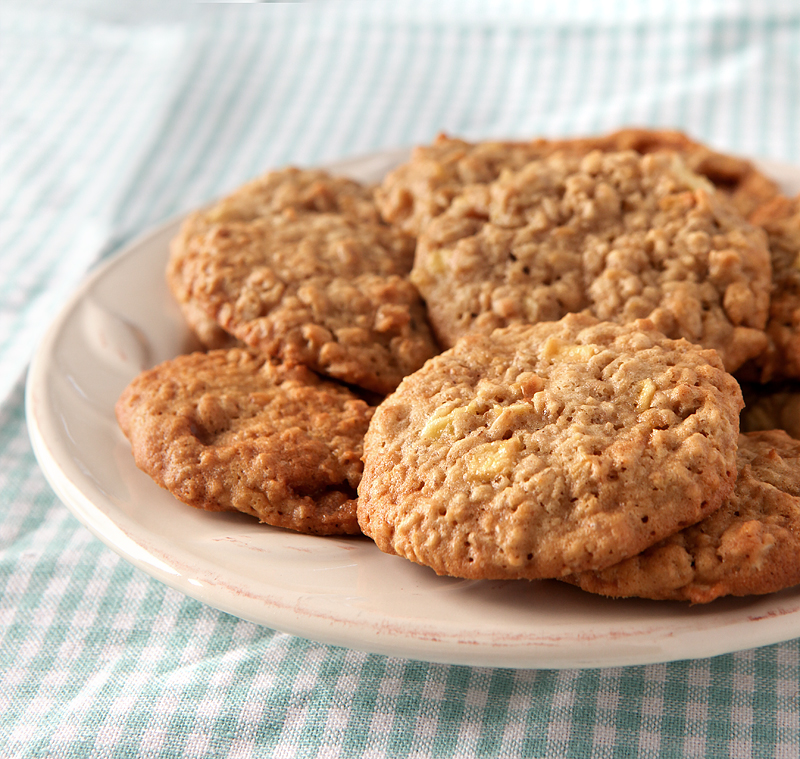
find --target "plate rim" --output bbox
[25,151,800,669]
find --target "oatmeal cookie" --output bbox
[411,149,771,372]
[115,348,374,535]
[376,135,556,236]
[565,431,800,602]
[737,195,800,381]
[170,169,439,394]
[357,314,742,580]
[561,127,779,220]
[168,167,383,349]
[376,129,778,235]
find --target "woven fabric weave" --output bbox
[3,2,800,756]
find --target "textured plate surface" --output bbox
[25,150,800,669]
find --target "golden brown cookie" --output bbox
[564,430,800,603]
[559,127,779,220]
[411,149,771,372]
[115,348,374,535]
[357,314,742,580]
[376,128,779,236]
[737,194,800,381]
[168,167,384,349]
[169,168,439,394]
[375,135,556,236]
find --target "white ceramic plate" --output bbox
[26,150,800,669]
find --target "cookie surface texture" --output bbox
[116,348,374,535]
[375,135,556,236]
[412,149,771,372]
[168,167,382,349]
[375,128,778,236]
[169,168,438,393]
[357,315,742,580]
[565,430,800,602]
[740,194,800,381]
[560,127,779,220]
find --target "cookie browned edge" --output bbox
[375,128,779,236]
[563,430,800,603]
[116,348,374,536]
[357,315,742,580]
[737,194,800,382]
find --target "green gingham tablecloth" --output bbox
[4,1,800,756]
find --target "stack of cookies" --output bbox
[116,128,800,604]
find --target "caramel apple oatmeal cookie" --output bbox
[116,348,374,535]
[411,149,771,372]
[738,194,800,381]
[168,167,384,349]
[357,314,742,580]
[564,431,800,603]
[561,127,779,220]
[170,169,439,394]
[376,128,778,235]
[376,135,555,236]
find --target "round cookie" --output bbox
[357,314,743,580]
[564,430,800,603]
[738,194,800,381]
[169,168,439,394]
[115,348,374,535]
[375,128,778,236]
[411,149,771,373]
[168,167,383,349]
[178,212,438,394]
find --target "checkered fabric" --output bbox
[3,1,800,756]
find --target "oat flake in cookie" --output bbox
[565,431,800,603]
[412,149,771,373]
[168,167,384,350]
[375,128,778,236]
[738,194,800,382]
[115,348,374,535]
[357,314,742,580]
[169,168,439,393]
